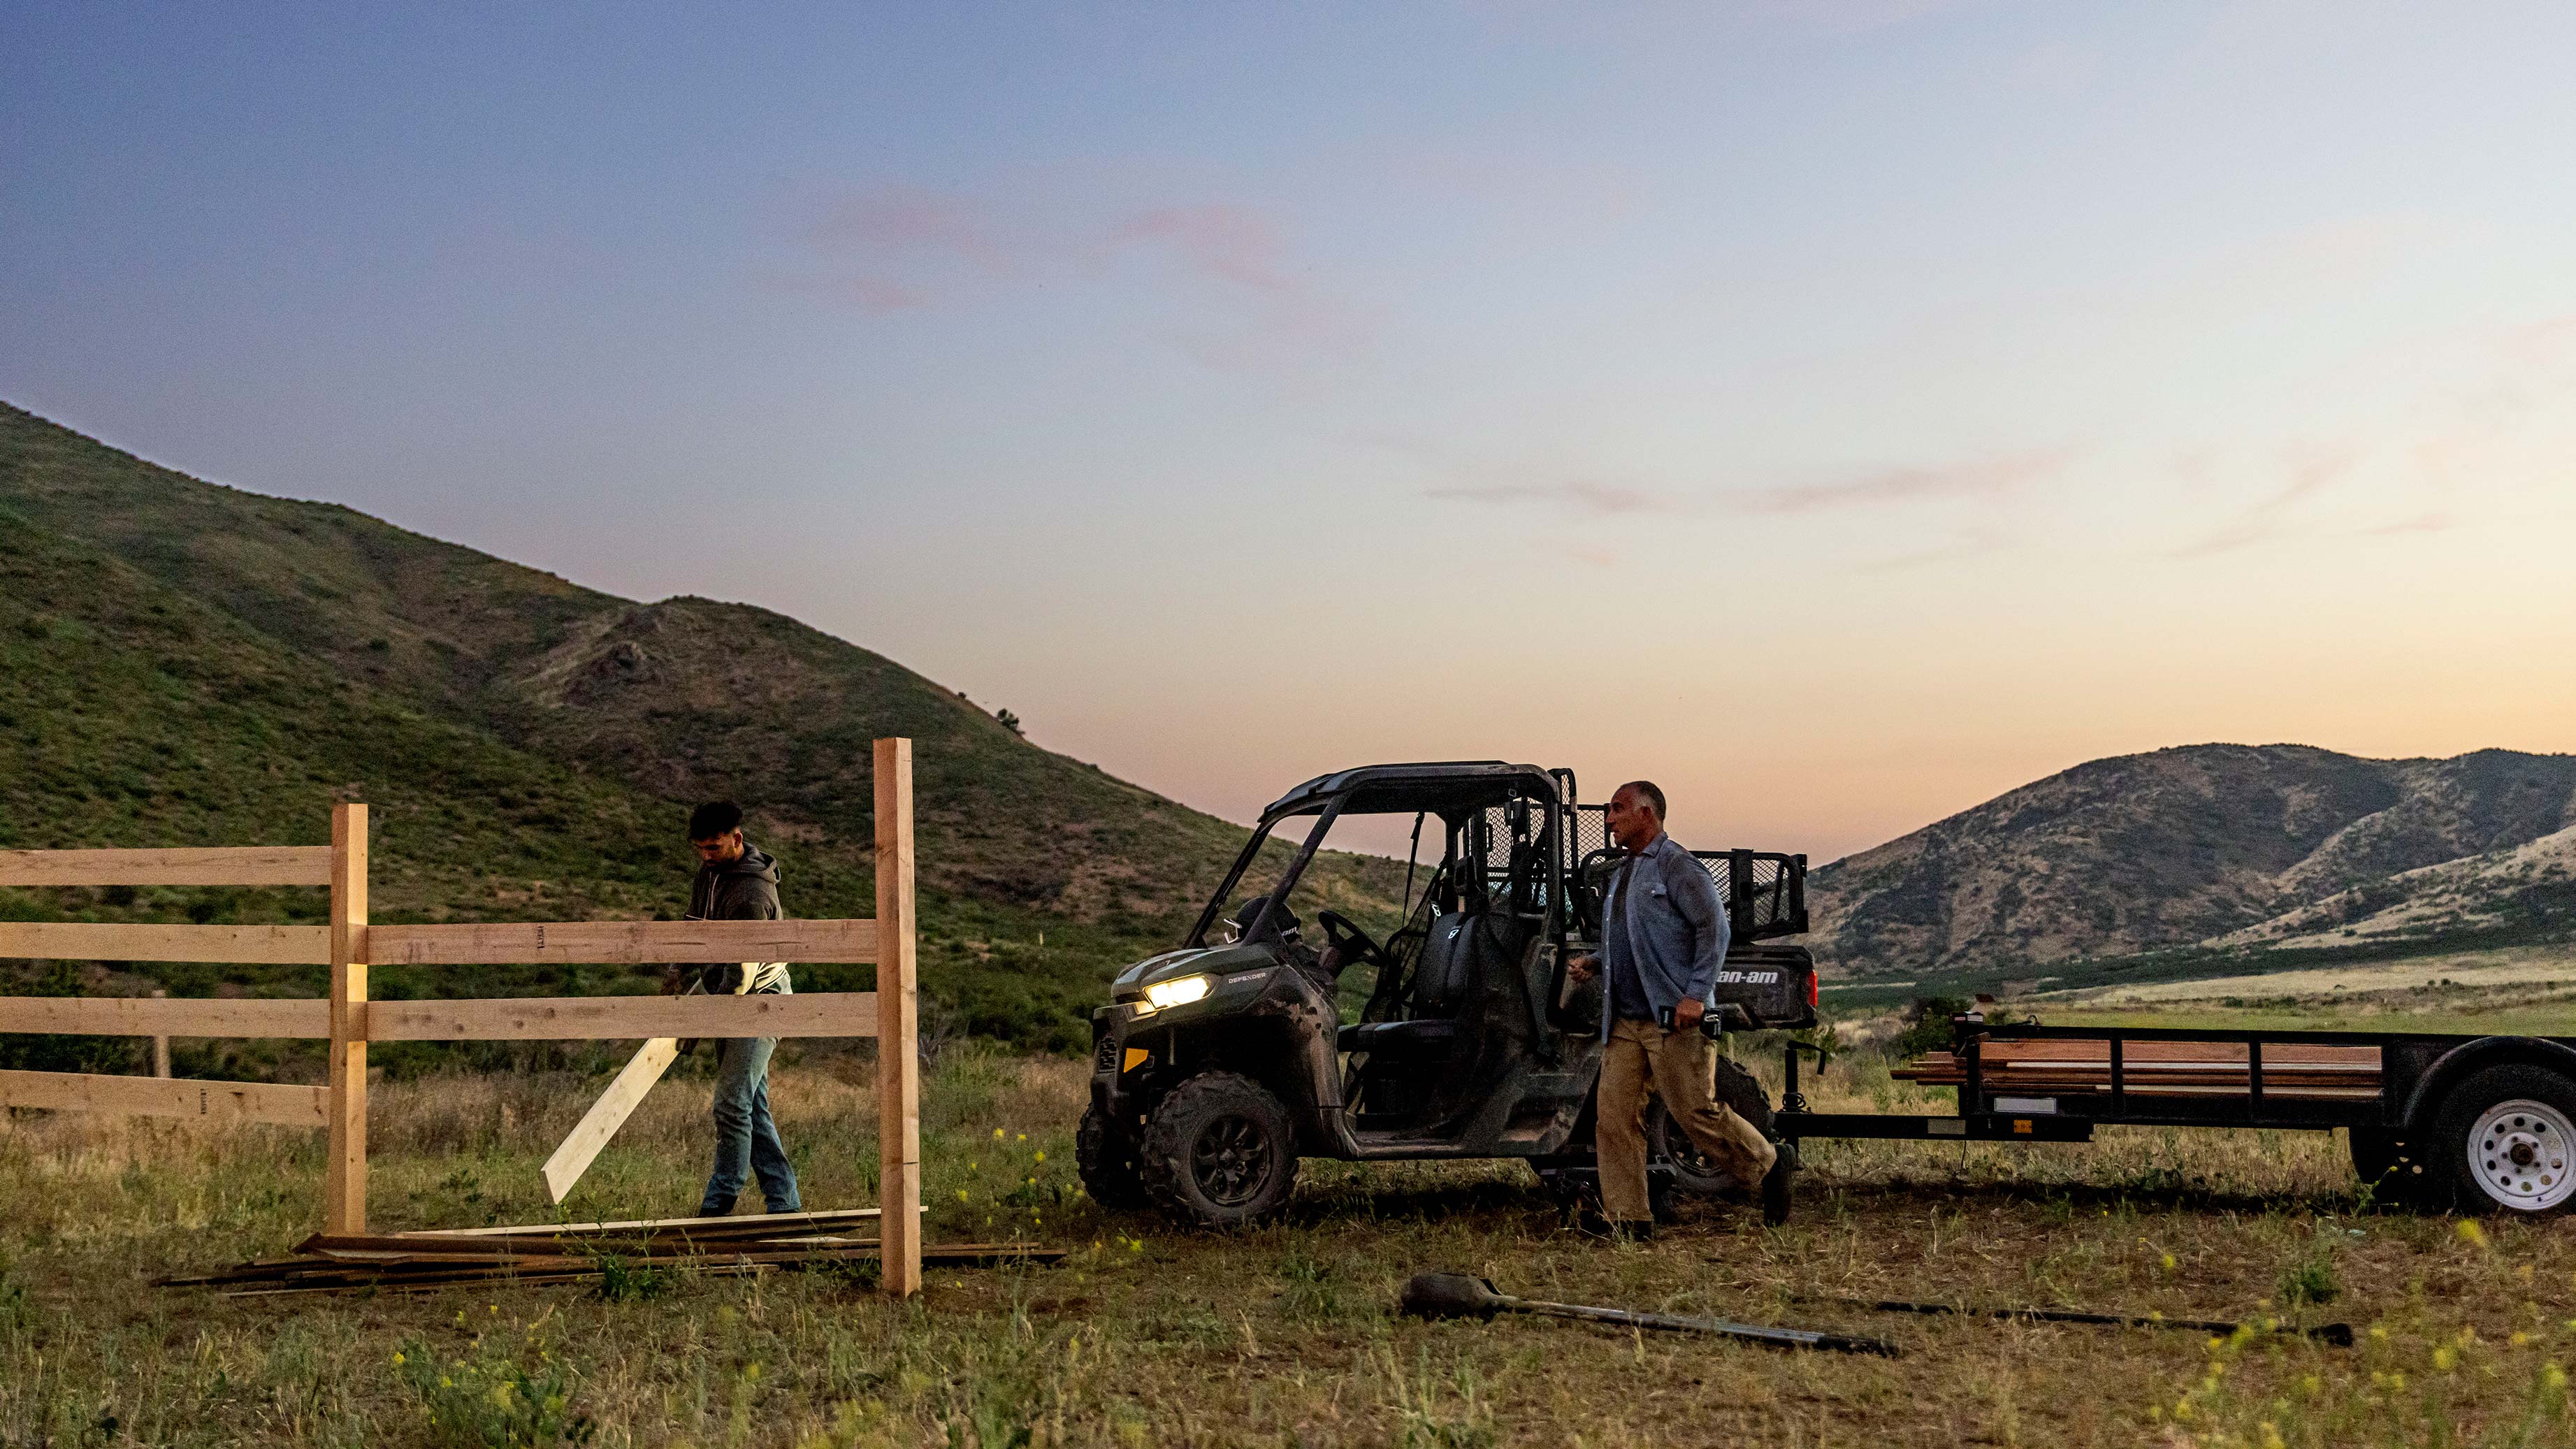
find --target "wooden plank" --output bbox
[326,803,369,1236]
[0,1068,328,1127]
[396,1206,881,1239]
[876,736,922,1298]
[0,995,328,1037]
[0,846,333,888]
[368,992,879,1041]
[362,917,878,966]
[540,1036,681,1204]
[0,922,329,965]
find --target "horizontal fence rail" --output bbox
[0,846,335,888]
[0,1069,328,1127]
[368,992,880,1041]
[0,995,330,1037]
[0,921,331,965]
[364,918,879,966]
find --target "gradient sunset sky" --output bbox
[7,2,2573,862]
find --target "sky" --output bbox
[6,1,2574,863]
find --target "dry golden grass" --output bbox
[3,1041,2573,1447]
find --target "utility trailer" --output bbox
[1774,1015,2576,1216]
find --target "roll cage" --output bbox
[1182,761,1574,951]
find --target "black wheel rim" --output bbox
[1656,1111,1739,1191]
[1191,1113,1275,1207]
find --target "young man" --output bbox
[1568,781,1789,1237]
[683,801,802,1217]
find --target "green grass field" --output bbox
[8,1025,2575,1448]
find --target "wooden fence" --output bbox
[0,737,922,1295]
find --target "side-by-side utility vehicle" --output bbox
[1078,762,1816,1227]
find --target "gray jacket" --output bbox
[687,844,793,996]
[1599,832,1730,1040]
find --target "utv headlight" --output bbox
[1144,974,1212,1010]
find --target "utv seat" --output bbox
[1337,910,1484,1055]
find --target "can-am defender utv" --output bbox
[1078,762,1816,1228]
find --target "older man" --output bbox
[1570,781,1788,1237]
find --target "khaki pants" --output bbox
[1596,1016,1777,1224]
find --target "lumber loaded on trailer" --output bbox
[1771,1013,2576,1219]
[1894,1040,2385,1100]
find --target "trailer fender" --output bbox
[2400,1037,2576,1132]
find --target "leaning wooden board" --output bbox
[541,1037,682,1204]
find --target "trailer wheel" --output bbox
[1139,1071,1300,1228]
[1076,1104,1152,1209]
[2433,1065,2576,1217]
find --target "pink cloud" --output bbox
[800,184,1008,273]
[1108,205,1298,294]
[767,182,1366,370]
[1735,450,2066,515]
[2167,447,2351,558]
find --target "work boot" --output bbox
[1759,1145,1796,1227]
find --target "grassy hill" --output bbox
[1810,742,2576,979]
[0,402,1398,1060]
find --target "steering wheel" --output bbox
[1315,909,1389,973]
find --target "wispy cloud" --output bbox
[802,184,1009,273]
[2167,448,2351,558]
[1420,480,1674,517]
[1109,206,1298,294]
[767,185,1363,371]
[1732,450,2066,515]
[1858,528,2016,572]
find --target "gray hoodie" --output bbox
[686,843,793,996]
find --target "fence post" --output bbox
[873,738,920,1297]
[325,803,369,1234]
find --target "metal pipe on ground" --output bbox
[1804,1295,2353,1346]
[1399,1272,1900,1357]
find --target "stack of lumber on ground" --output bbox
[159,1209,1061,1297]
[1893,1039,2382,1100]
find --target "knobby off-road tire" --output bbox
[1076,1103,1152,1210]
[2433,1065,2576,1217]
[1139,1070,1300,1228]
[1648,1053,1777,1197]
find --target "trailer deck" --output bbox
[1773,1016,2576,1215]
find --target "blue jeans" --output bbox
[699,1035,801,1216]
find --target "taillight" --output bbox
[1808,973,1818,1008]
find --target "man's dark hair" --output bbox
[1616,780,1667,819]
[688,800,744,840]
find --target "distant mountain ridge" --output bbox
[1809,744,2576,976]
[0,401,1394,1049]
